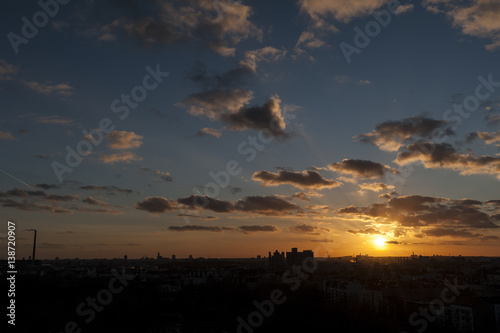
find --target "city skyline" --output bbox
[1,0,499,260]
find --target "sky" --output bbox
[0,0,499,259]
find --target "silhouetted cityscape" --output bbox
[3,249,500,332]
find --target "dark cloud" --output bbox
[0,199,73,214]
[35,153,61,160]
[168,225,233,232]
[0,188,46,198]
[44,194,79,202]
[0,188,77,202]
[252,170,340,190]
[230,186,242,195]
[220,95,290,138]
[80,0,262,56]
[354,116,454,152]
[339,195,500,230]
[385,240,401,245]
[178,47,289,137]
[423,228,499,241]
[292,192,311,201]
[80,185,133,194]
[337,205,361,214]
[177,195,234,213]
[486,114,500,125]
[328,159,397,179]
[185,60,254,90]
[347,228,384,235]
[135,196,176,213]
[389,195,444,211]
[395,141,500,180]
[290,224,328,234]
[137,194,300,217]
[239,225,278,233]
[177,213,217,220]
[82,196,108,206]
[167,224,277,233]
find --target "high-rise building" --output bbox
[286,248,314,266]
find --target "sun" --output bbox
[374,236,386,248]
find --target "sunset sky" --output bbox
[0,0,499,259]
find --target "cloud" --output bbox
[486,114,500,125]
[354,116,454,152]
[358,182,395,192]
[177,213,217,220]
[385,240,401,244]
[291,191,322,201]
[43,194,79,202]
[168,225,232,232]
[80,185,133,194]
[290,224,329,234]
[175,194,301,216]
[135,196,177,213]
[35,153,61,160]
[395,4,414,15]
[298,0,388,31]
[333,75,373,86]
[339,195,500,229]
[220,95,290,137]
[467,130,500,147]
[86,0,262,56]
[395,141,500,180]
[328,159,397,179]
[167,224,277,233]
[154,170,173,182]
[34,115,75,125]
[0,59,17,81]
[0,189,77,202]
[179,49,291,137]
[106,131,143,149]
[178,88,254,120]
[239,225,278,233]
[177,195,234,213]
[0,199,74,214]
[195,127,223,138]
[82,196,108,206]
[0,188,46,198]
[239,46,287,72]
[347,228,384,235]
[23,81,74,95]
[0,131,16,140]
[252,170,340,190]
[99,152,143,164]
[295,31,326,50]
[423,228,499,241]
[423,0,500,51]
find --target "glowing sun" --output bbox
[374,236,386,248]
